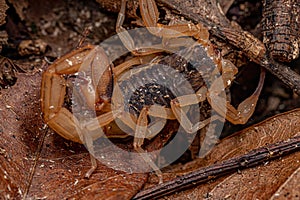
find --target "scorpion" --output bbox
[41,0,265,182]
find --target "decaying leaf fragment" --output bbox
[138,109,300,199]
[270,167,300,199]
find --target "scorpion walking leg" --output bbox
[134,107,163,183]
[139,0,210,44]
[117,0,166,56]
[82,126,98,178]
[166,86,218,133]
[111,82,163,181]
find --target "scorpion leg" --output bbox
[117,0,165,56]
[113,54,157,77]
[117,0,197,55]
[170,86,219,133]
[134,107,163,183]
[139,0,210,44]
[148,104,176,119]
[83,82,138,139]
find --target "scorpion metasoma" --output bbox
[41,0,265,182]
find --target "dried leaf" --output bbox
[144,109,300,199]
[169,109,300,173]
[1,71,172,199]
[0,0,8,51]
[271,166,300,199]
[208,153,300,199]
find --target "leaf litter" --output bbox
[0,0,300,199]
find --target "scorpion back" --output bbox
[118,44,216,122]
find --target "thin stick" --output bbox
[157,0,300,95]
[133,135,300,200]
[76,28,91,48]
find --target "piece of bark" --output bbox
[0,0,8,26]
[262,0,300,62]
[0,0,8,52]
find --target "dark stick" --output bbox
[97,0,300,94]
[133,136,300,200]
[157,0,300,95]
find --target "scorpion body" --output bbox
[119,44,216,119]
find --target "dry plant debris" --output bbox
[262,0,300,62]
[136,109,300,199]
[0,0,299,199]
[0,0,8,51]
[0,0,7,26]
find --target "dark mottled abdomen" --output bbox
[117,44,217,117]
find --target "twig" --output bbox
[157,0,300,95]
[97,0,300,95]
[133,135,300,199]
[23,128,48,199]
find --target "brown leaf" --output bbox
[170,109,300,174]
[207,152,300,199]
[0,71,165,199]
[142,109,300,199]
[270,166,300,199]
